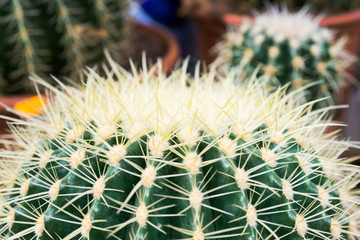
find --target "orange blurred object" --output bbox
[14,95,47,116]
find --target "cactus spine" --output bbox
[0,59,359,239]
[216,8,353,109]
[0,0,126,93]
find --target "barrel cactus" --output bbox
[0,0,126,94]
[0,59,359,240]
[215,8,352,109]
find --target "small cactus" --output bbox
[0,0,126,94]
[0,59,359,240]
[215,8,353,109]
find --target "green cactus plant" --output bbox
[0,59,359,240]
[215,8,353,109]
[0,0,126,94]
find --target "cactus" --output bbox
[0,58,359,240]
[215,8,353,109]
[0,0,126,94]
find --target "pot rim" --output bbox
[222,8,360,27]
[132,21,180,74]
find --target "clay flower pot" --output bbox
[113,21,180,74]
[137,22,180,74]
[0,95,46,136]
[193,13,227,64]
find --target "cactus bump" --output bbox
[216,8,353,109]
[0,59,359,239]
[0,0,126,93]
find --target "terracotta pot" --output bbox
[114,21,180,75]
[0,95,45,136]
[222,13,248,25]
[0,96,36,112]
[193,14,227,64]
[136,22,180,74]
[0,96,26,135]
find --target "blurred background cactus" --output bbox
[215,8,353,109]
[0,0,127,94]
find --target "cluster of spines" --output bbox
[215,8,353,109]
[0,62,359,239]
[0,0,126,93]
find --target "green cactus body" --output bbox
[0,0,125,94]
[216,9,352,109]
[0,61,359,239]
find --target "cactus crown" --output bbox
[0,59,359,239]
[0,0,126,93]
[216,7,353,109]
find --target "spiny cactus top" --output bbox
[215,8,353,109]
[0,59,359,240]
[0,0,126,94]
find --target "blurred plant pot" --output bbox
[0,95,46,137]
[113,21,180,74]
[192,13,226,64]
